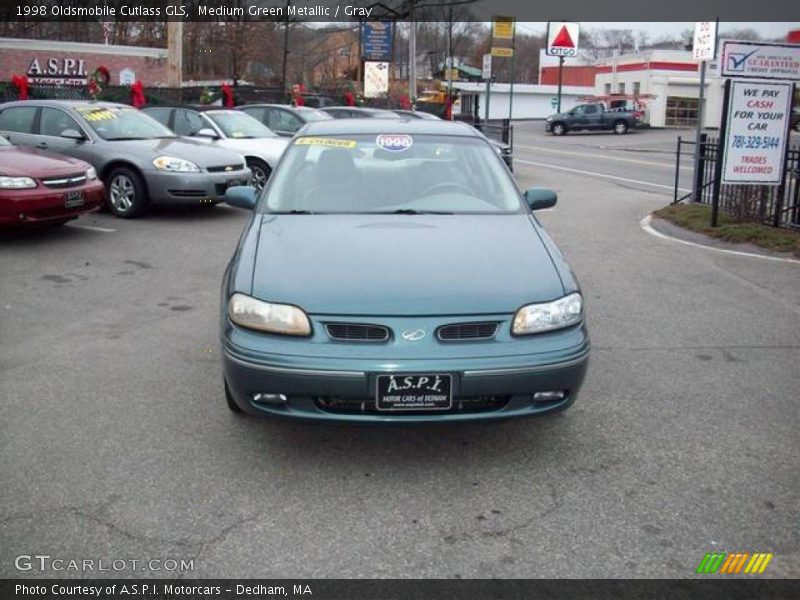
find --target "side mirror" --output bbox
[225,185,257,210]
[60,128,85,141]
[524,187,557,211]
[195,128,219,140]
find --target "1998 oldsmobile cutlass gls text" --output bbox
[16,4,375,19]
[220,119,590,423]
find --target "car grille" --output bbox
[207,163,245,173]
[315,395,509,415]
[168,190,206,197]
[437,322,500,341]
[42,173,87,189]
[325,323,390,342]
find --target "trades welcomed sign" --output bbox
[720,40,800,80]
[721,80,793,185]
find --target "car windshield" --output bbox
[76,106,176,140]
[261,134,522,215]
[206,111,277,138]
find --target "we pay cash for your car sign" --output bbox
[722,80,793,185]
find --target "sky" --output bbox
[513,22,800,41]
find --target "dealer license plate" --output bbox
[376,374,453,411]
[64,190,84,208]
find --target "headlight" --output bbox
[512,293,583,335]
[0,176,36,189]
[228,293,311,336]
[152,156,200,172]
[546,117,553,122]
[86,167,97,180]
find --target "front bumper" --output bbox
[222,319,590,423]
[144,167,252,205]
[0,180,104,226]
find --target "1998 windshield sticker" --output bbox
[295,137,357,148]
[376,134,413,152]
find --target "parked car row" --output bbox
[1,99,514,226]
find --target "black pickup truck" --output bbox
[545,103,642,135]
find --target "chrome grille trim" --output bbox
[436,322,500,342]
[42,174,87,189]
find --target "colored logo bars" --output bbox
[696,552,773,574]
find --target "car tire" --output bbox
[246,158,271,192]
[551,122,567,136]
[224,379,245,414]
[613,120,629,135]
[105,166,148,218]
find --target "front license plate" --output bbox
[376,374,453,411]
[226,178,246,189]
[64,190,84,208]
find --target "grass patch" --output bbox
[652,204,800,256]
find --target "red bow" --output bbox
[221,83,234,108]
[344,91,355,107]
[131,80,146,108]
[11,74,29,100]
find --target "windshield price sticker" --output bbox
[77,108,118,121]
[376,134,413,152]
[722,80,793,185]
[294,137,357,148]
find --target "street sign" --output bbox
[493,16,515,40]
[720,40,800,80]
[546,22,580,57]
[692,21,718,60]
[491,47,514,58]
[721,79,793,185]
[361,22,393,62]
[482,54,492,80]
[363,61,389,98]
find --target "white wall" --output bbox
[454,83,591,120]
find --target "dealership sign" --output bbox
[720,41,800,80]
[363,61,388,98]
[27,56,88,85]
[721,80,793,185]
[546,22,580,57]
[361,22,392,62]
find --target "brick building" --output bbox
[0,37,168,87]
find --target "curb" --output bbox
[640,215,800,265]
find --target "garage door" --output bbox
[665,96,700,127]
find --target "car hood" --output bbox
[0,146,89,177]
[215,137,289,163]
[107,137,244,168]
[250,214,565,315]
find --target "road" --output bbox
[1,126,798,579]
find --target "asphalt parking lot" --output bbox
[1,125,798,579]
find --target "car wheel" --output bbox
[551,122,566,136]
[246,158,271,192]
[224,379,244,414]
[106,167,148,218]
[613,120,629,135]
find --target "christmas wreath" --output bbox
[11,74,29,100]
[88,66,111,99]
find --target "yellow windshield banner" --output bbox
[295,137,357,148]
[76,108,119,122]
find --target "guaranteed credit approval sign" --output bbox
[722,80,793,185]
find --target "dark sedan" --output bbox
[220,120,589,422]
[236,104,332,137]
[0,135,103,227]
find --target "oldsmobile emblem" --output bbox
[401,329,426,341]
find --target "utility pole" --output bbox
[446,6,453,118]
[408,1,416,104]
[556,56,564,112]
[167,21,183,88]
[281,0,291,95]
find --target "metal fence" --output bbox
[454,114,513,147]
[673,133,800,230]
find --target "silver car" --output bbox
[0,100,252,218]
[142,107,288,190]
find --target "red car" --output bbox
[0,135,104,227]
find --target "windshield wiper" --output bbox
[383,209,454,215]
[104,136,148,141]
[270,209,316,214]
